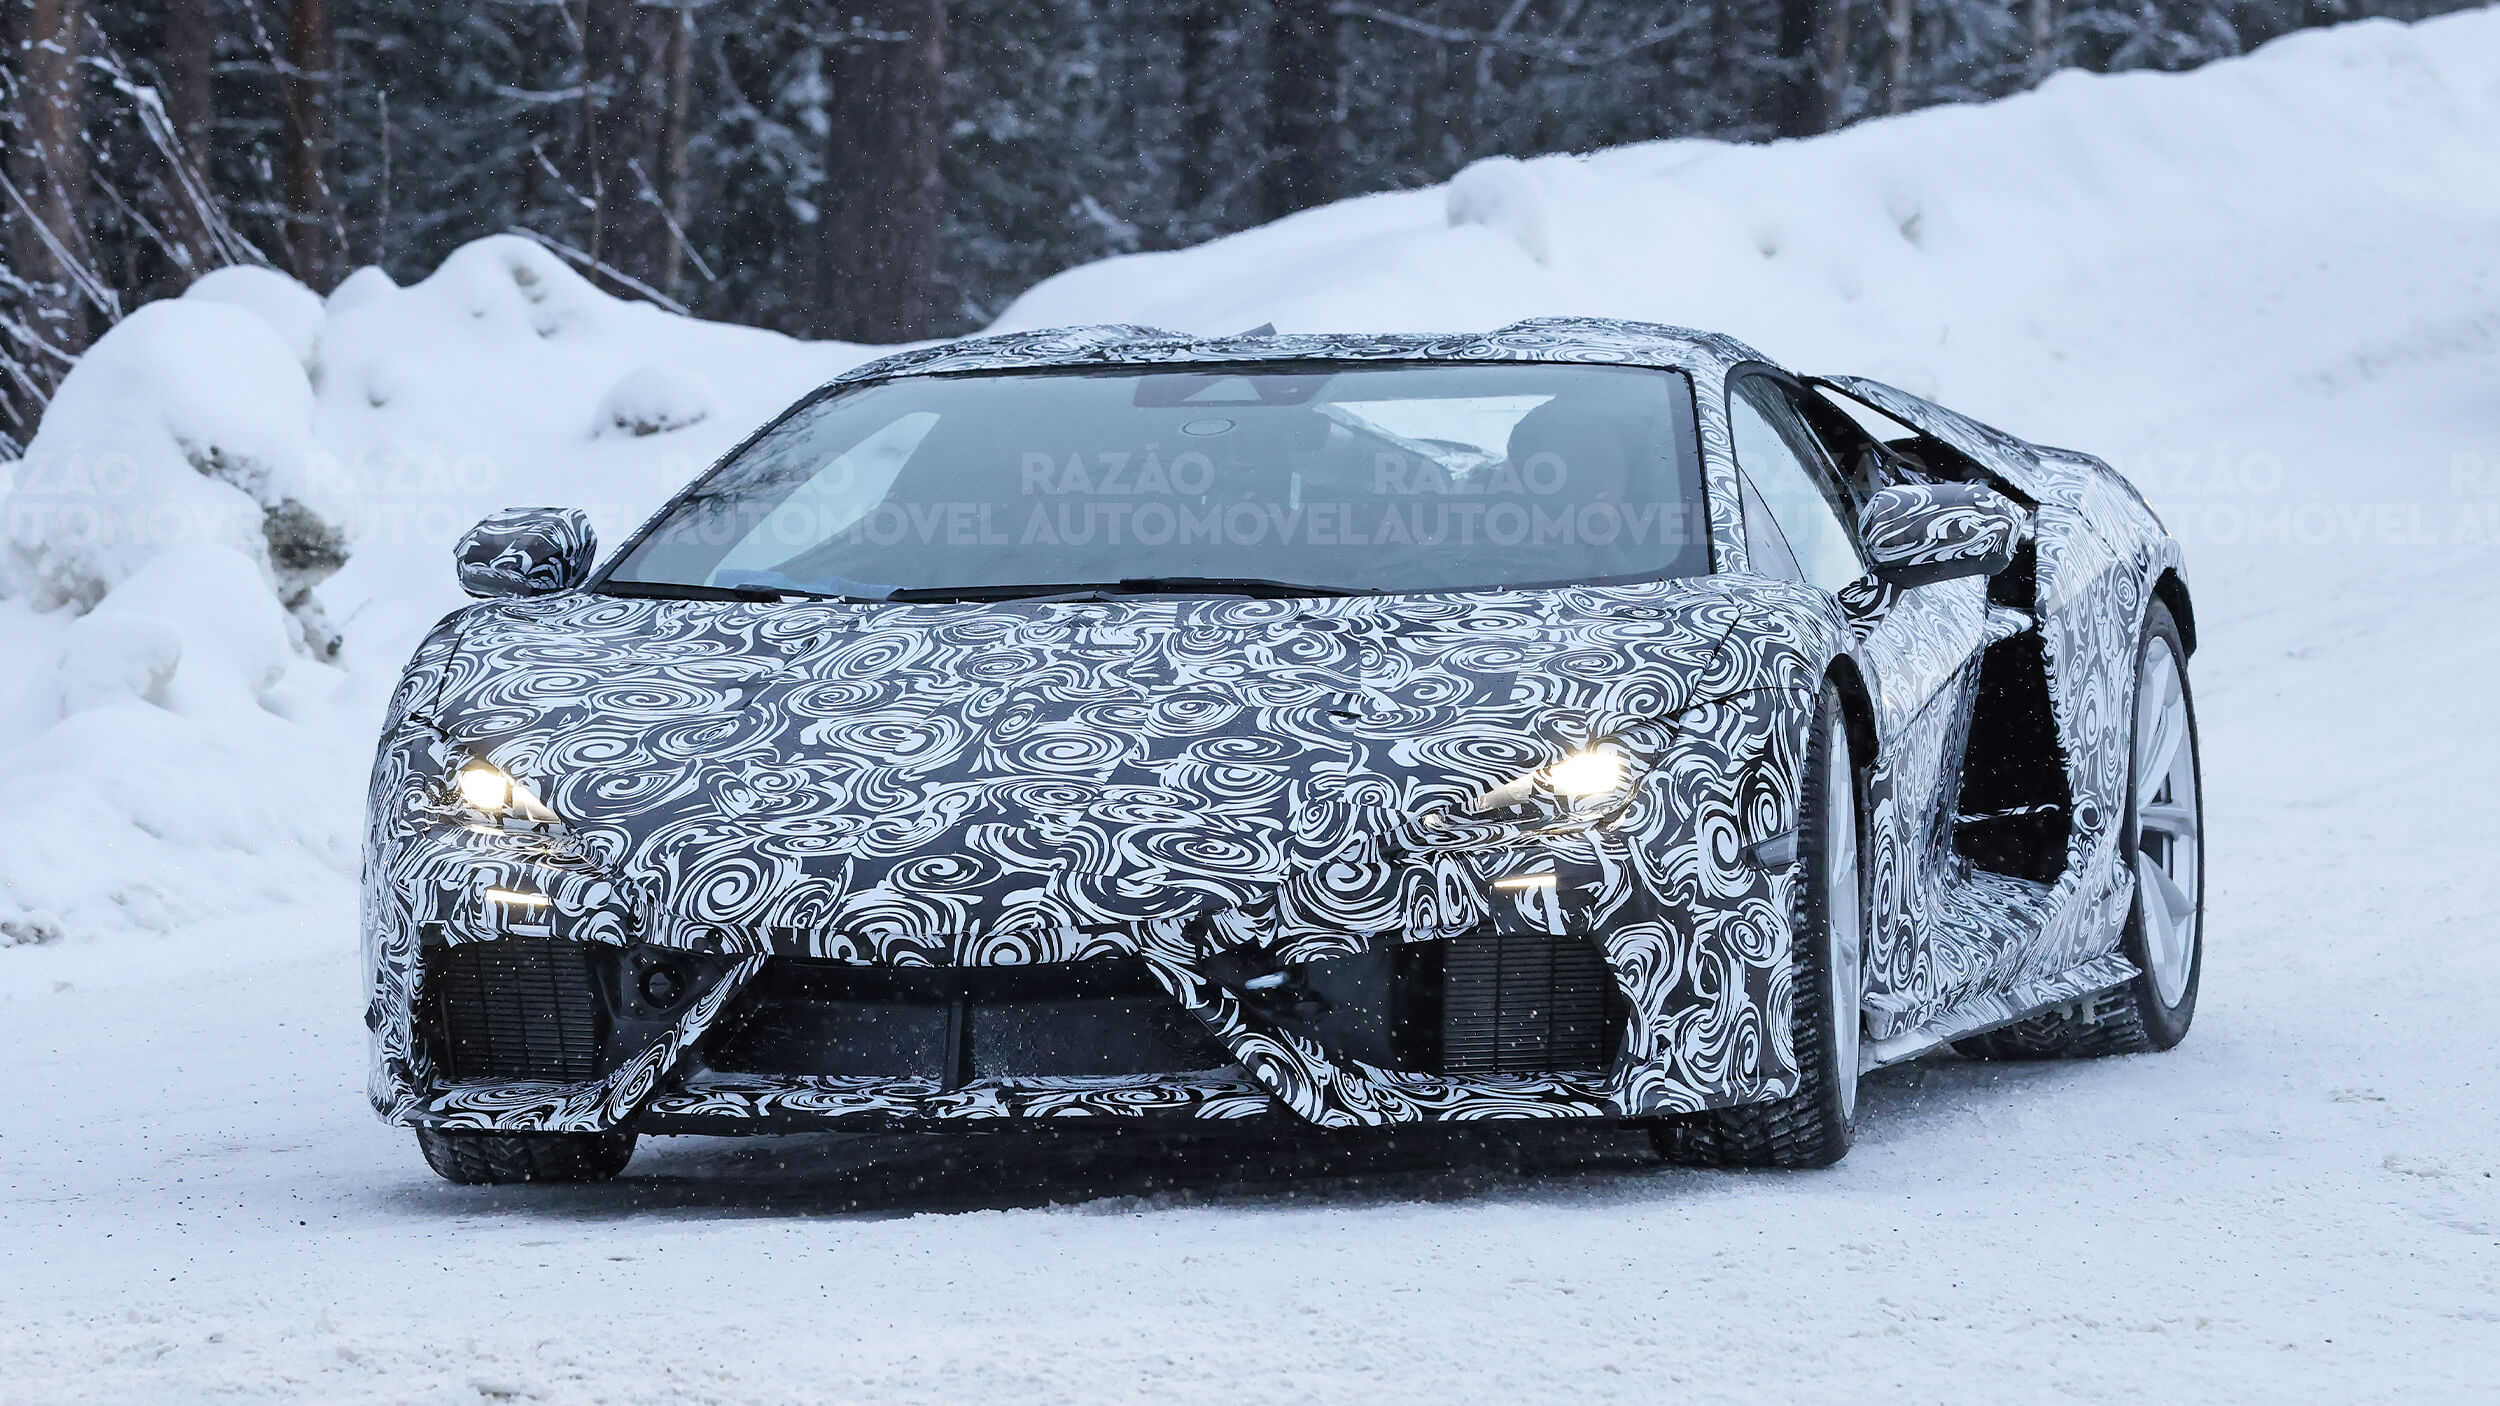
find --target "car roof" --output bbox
[817,317,1774,394]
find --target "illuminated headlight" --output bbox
[1543,749,1626,798]
[1468,745,1639,822]
[448,758,563,831]
[457,762,511,812]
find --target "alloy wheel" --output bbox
[2132,635,2202,1007]
[1826,726,1864,1122]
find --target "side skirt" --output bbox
[1858,952,2138,1071]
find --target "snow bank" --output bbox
[5,11,2500,948]
[996,15,2500,444]
[0,544,348,946]
[2,298,345,622]
[0,237,869,945]
[182,264,328,374]
[1444,156,1557,267]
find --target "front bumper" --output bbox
[372,850,1643,1135]
[364,690,1813,1135]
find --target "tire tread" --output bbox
[416,1128,637,1185]
[1653,684,1856,1170]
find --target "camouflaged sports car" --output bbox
[365,318,2204,1185]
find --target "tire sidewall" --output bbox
[1794,682,1865,1152]
[2124,600,2203,1048]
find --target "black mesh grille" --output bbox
[1440,934,1618,1076]
[704,957,1232,1083]
[426,941,605,1082]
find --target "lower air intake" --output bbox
[703,956,1232,1084]
[1440,933,1618,1076]
[425,940,605,1082]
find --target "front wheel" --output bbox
[1652,679,1865,1169]
[416,1127,637,1185]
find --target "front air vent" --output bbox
[425,940,606,1082]
[1439,933,1619,1076]
[703,956,1234,1085]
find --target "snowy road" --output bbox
[7,15,2500,1402]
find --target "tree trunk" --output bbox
[1883,0,1913,115]
[1261,0,1338,222]
[583,0,679,297]
[10,0,92,357]
[815,0,946,343]
[162,0,216,276]
[660,2,693,300]
[1817,0,1852,129]
[282,0,338,290]
[2027,0,2062,83]
[1773,0,1817,137]
[1775,0,1849,137]
[1174,1,1223,217]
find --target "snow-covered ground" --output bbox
[3,11,2498,1403]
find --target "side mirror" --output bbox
[455,507,597,598]
[1858,483,2024,589]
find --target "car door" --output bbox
[1725,370,1996,1038]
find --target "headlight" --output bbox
[1542,749,1626,798]
[1467,745,1637,824]
[448,758,563,831]
[456,761,511,812]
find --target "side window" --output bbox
[1739,473,1801,581]
[1729,379,1865,593]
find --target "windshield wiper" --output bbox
[1115,576,1378,598]
[884,577,1375,603]
[596,579,872,604]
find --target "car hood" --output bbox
[420,580,1775,953]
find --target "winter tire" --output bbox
[415,1127,638,1185]
[1652,679,1866,1169]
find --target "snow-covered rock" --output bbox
[1444,155,1555,266]
[0,236,865,945]
[52,611,182,716]
[92,544,297,717]
[593,364,715,438]
[0,298,351,632]
[323,263,399,318]
[181,264,327,376]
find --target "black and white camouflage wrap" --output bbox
[364,319,2189,1134]
[455,506,598,599]
[1858,482,2026,587]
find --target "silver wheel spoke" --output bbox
[1825,730,1862,1123]
[2135,852,2180,981]
[2136,691,2184,791]
[2142,852,2195,933]
[2130,637,2201,1009]
[2139,799,2199,841]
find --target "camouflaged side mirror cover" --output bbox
[1858,482,2026,589]
[455,506,597,599]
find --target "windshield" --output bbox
[605,362,1708,600]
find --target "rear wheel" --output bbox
[1955,597,2203,1059]
[1652,680,1865,1169]
[416,1127,637,1185]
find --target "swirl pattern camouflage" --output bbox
[363,317,2194,1173]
